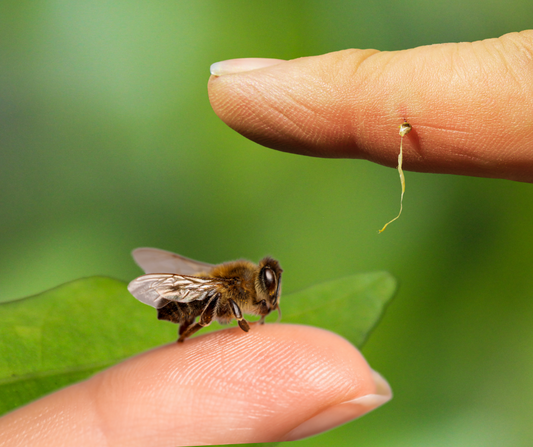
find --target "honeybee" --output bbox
[128,248,283,342]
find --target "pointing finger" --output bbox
[209,31,533,182]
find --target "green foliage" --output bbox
[0,277,170,415]
[282,272,395,347]
[0,272,395,416]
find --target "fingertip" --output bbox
[210,58,285,76]
[90,324,390,444]
[207,48,395,159]
[0,325,390,446]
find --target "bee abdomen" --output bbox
[157,300,206,324]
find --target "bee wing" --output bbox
[131,247,215,275]
[128,273,224,309]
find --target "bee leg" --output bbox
[177,322,203,343]
[178,318,194,336]
[228,298,250,332]
[253,300,269,325]
[177,295,218,343]
[238,319,250,332]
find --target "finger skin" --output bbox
[0,324,381,446]
[208,30,533,182]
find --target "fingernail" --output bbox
[210,58,285,76]
[281,370,392,442]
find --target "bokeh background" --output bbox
[2,1,533,445]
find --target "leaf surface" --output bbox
[281,271,396,347]
[0,272,396,416]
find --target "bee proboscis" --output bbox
[127,248,283,342]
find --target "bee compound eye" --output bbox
[263,268,276,292]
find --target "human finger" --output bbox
[208,30,533,182]
[0,324,391,446]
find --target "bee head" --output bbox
[255,257,283,315]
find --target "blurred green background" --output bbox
[1,1,533,445]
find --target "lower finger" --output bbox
[0,324,391,446]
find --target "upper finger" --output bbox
[208,30,533,182]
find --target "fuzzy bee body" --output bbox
[128,248,282,342]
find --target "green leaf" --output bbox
[282,272,396,348]
[0,272,396,416]
[0,277,175,416]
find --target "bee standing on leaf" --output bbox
[128,248,283,342]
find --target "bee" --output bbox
[127,248,283,342]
